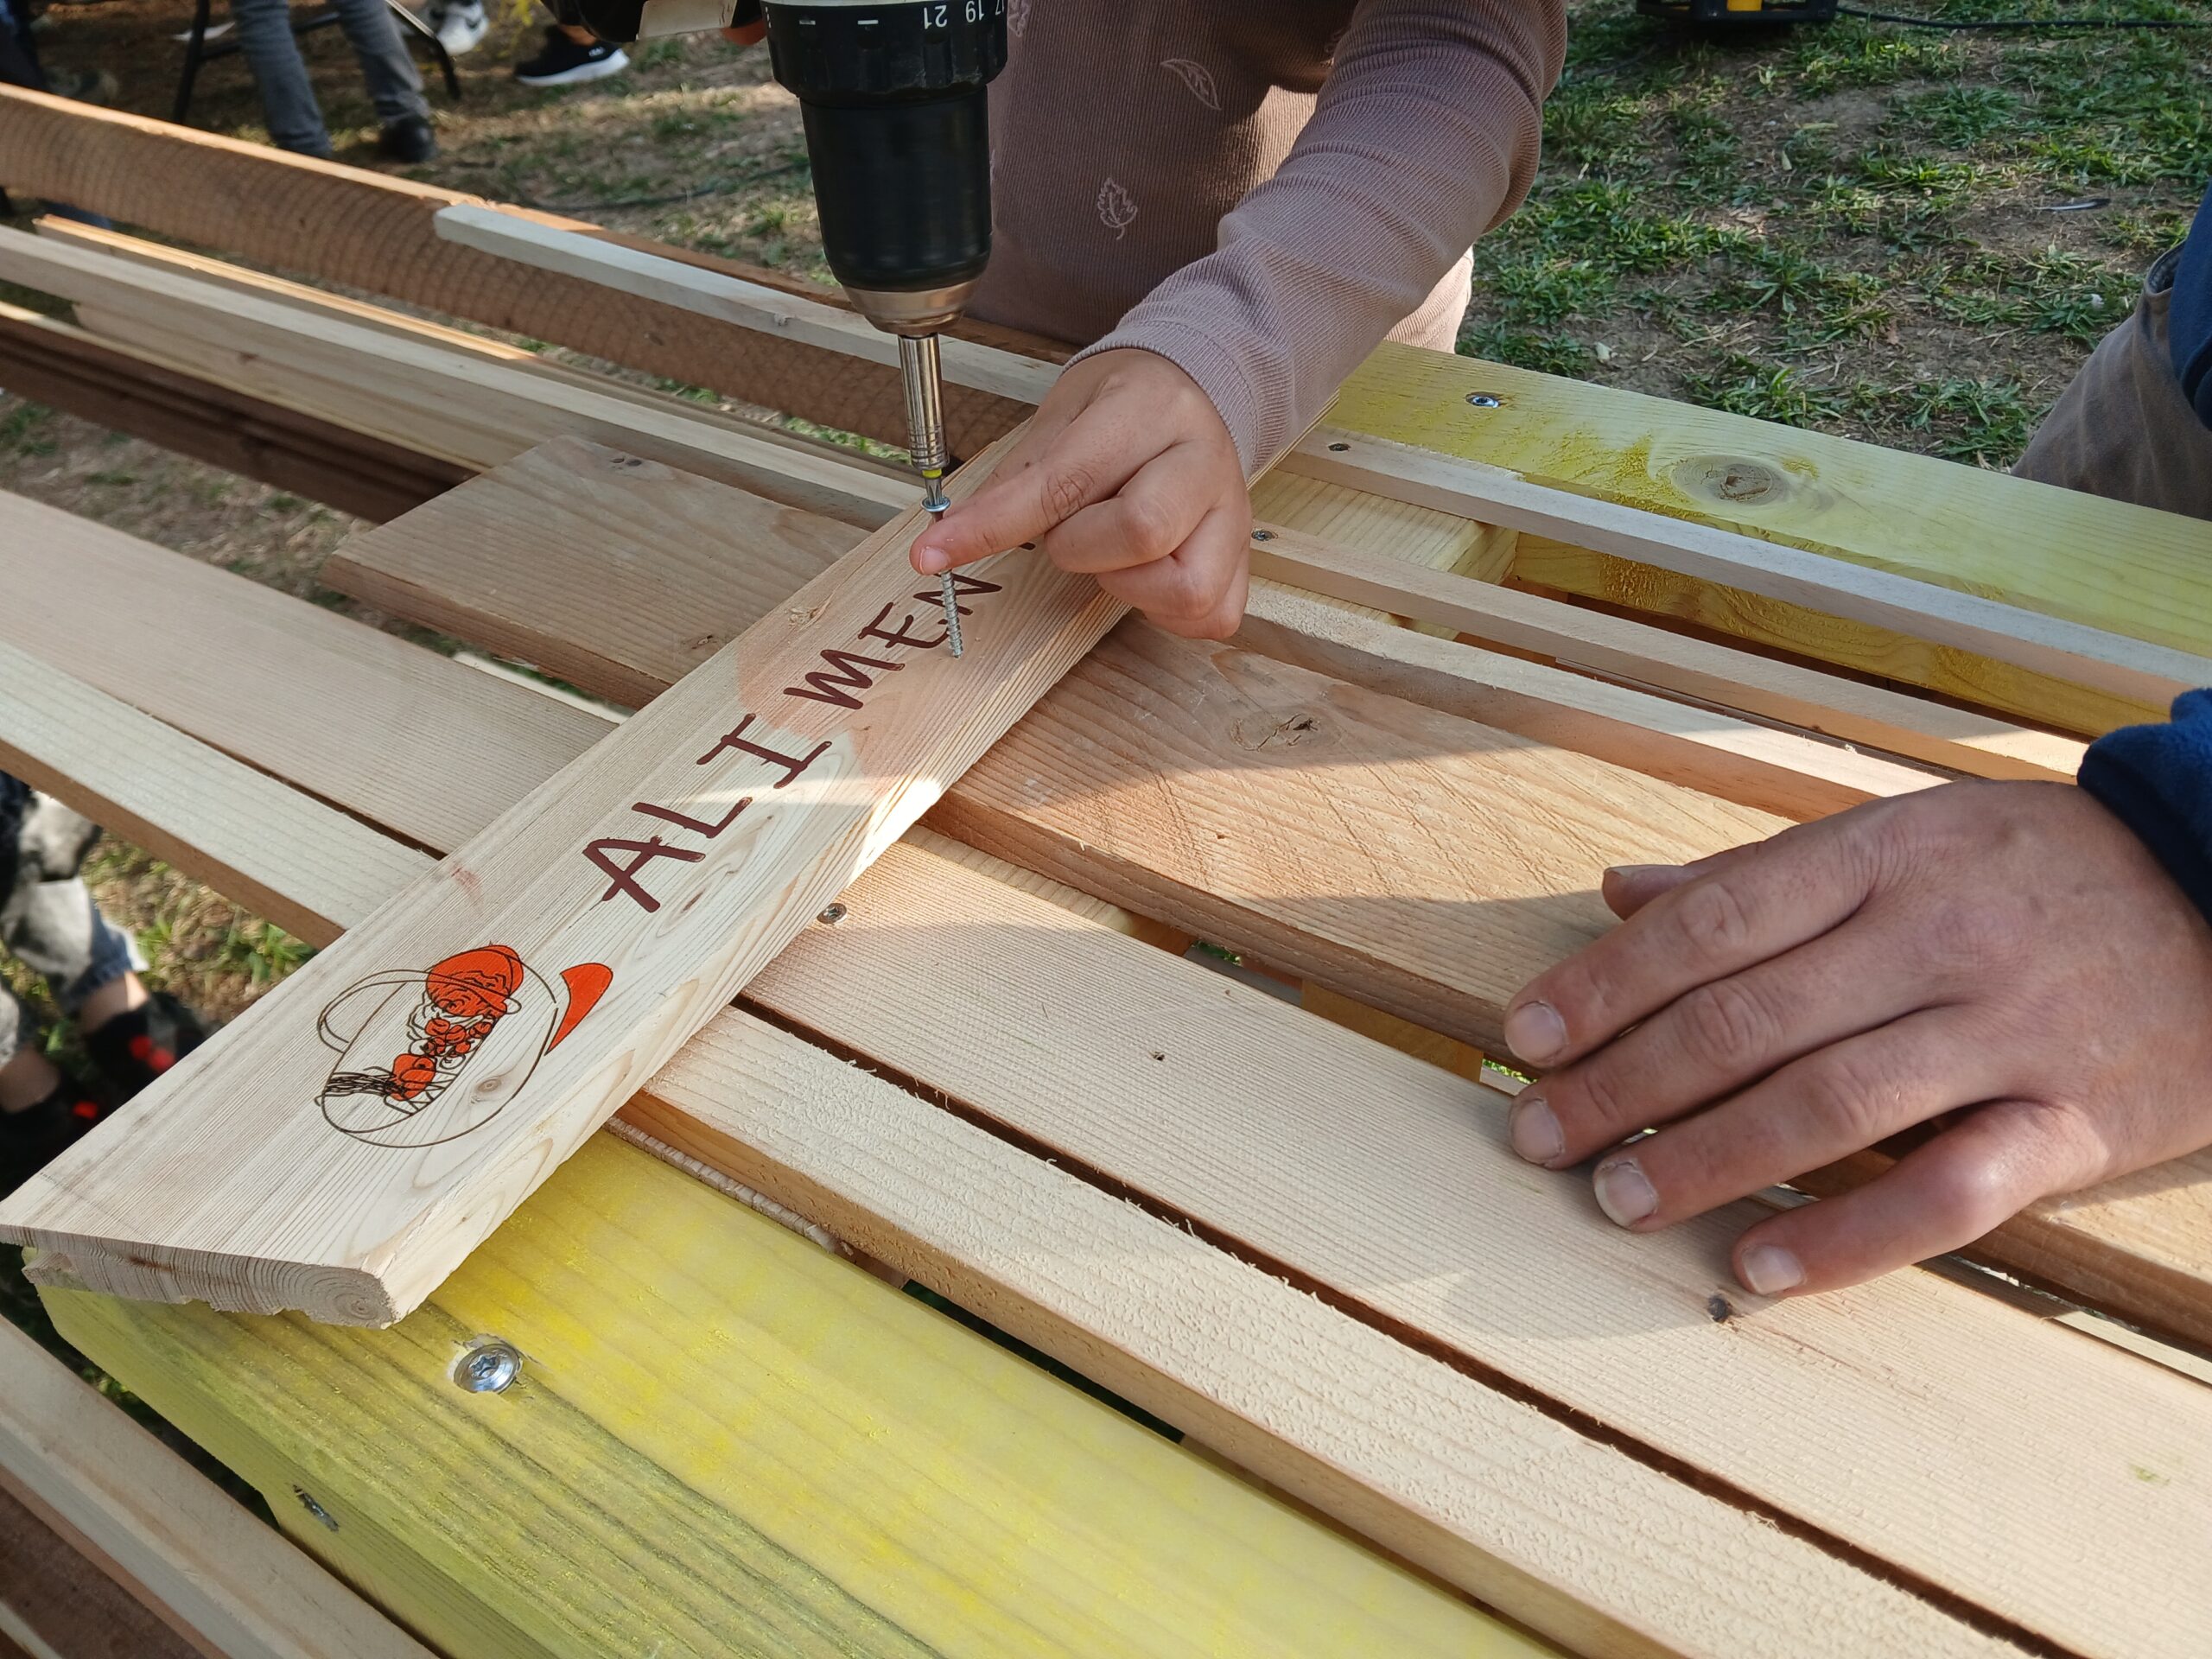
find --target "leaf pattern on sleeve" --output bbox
[1160,57,1221,111]
[1096,177,1139,239]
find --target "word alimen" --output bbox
[0,444,1121,1325]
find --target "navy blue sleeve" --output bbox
[2168,181,2212,430]
[2078,689,2212,925]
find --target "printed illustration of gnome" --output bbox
[316,945,611,1147]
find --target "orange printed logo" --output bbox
[316,945,611,1147]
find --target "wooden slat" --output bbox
[0,434,1135,1324]
[0,541,2028,1659]
[1287,429,2212,712]
[1245,522,2087,782]
[1333,341,2212,662]
[0,1482,202,1659]
[0,1320,433,1659]
[0,86,1033,453]
[0,302,463,523]
[42,1129,1522,1659]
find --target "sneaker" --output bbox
[0,1071,104,1198]
[378,114,438,163]
[84,990,209,1110]
[429,0,489,55]
[513,27,628,87]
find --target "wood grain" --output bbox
[0,85,1033,452]
[0,434,1126,1323]
[1287,428,2212,710]
[0,1320,431,1659]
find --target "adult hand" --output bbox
[1500,780,2212,1298]
[910,348,1251,639]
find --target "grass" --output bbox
[1462,0,2212,464]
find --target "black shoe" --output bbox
[378,115,438,164]
[84,991,208,1110]
[0,1072,105,1198]
[513,27,629,86]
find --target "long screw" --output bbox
[900,334,963,658]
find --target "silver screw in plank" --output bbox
[454,1338,523,1394]
[1465,393,1503,408]
[817,903,848,925]
[1250,530,1274,542]
[292,1486,340,1530]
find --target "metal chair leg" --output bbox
[170,0,214,123]
[385,0,461,99]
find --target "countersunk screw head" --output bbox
[1326,442,1351,452]
[292,1485,339,1530]
[817,902,847,925]
[1250,529,1274,542]
[454,1338,522,1395]
[1465,393,1503,408]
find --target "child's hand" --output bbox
[910,349,1252,639]
[1500,781,2212,1299]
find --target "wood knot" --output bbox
[1673,454,1791,507]
[1230,710,1325,751]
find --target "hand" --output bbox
[910,348,1252,639]
[1500,781,2212,1298]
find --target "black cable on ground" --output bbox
[1838,4,2199,26]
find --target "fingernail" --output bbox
[1509,1092,1564,1164]
[912,545,948,575]
[1604,863,1667,883]
[1593,1157,1658,1227]
[1739,1243,1805,1296]
[1503,1000,1567,1065]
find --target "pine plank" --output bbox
[1286,428,2212,711]
[0,226,910,528]
[40,1135,1529,1659]
[0,608,2036,1659]
[740,839,2212,1659]
[1245,521,2087,781]
[0,1321,431,1659]
[1235,577,1946,819]
[0,435,1129,1323]
[0,1482,203,1659]
[0,85,1031,452]
[1333,341,2212,659]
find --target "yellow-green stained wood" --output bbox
[41,1135,1542,1659]
[1332,344,2205,730]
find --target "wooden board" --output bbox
[0,300,463,524]
[1286,429,2212,711]
[1334,341,2212,660]
[0,434,1128,1324]
[0,1321,431,1659]
[40,1135,1532,1659]
[1245,520,2087,781]
[0,86,1034,453]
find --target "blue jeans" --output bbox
[231,0,427,156]
[0,776,143,1065]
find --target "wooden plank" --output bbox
[0,1480,202,1659]
[0,85,1032,453]
[1235,577,1946,820]
[0,226,912,529]
[1286,429,2212,712]
[1333,341,2212,662]
[0,620,2027,1659]
[41,1135,1529,1659]
[435,202,1060,409]
[0,1320,433,1659]
[0,433,1129,1324]
[0,489,607,855]
[324,437,858,708]
[1244,522,2087,782]
[0,302,464,523]
[317,442,1786,1054]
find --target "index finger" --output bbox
[1502,814,1875,1069]
[912,400,1153,575]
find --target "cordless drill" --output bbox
[566,0,1009,652]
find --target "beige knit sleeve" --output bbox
[1071,0,1565,475]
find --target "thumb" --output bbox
[912,398,1140,575]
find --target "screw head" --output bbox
[817,902,847,925]
[292,1486,339,1530]
[1326,442,1351,453]
[1465,393,1503,409]
[454,1339,522,1395]
[1250,529,1274,543]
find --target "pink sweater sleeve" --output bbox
[1071,0,1565,475]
